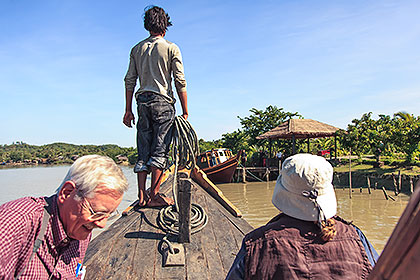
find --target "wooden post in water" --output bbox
[334,172,343,189]
[333,172,337,188]
[349,149,352,199]
[242,167,246,183]
[398,171,402,193]
[410,176,414,194]
[264,168,270,182]
[367,176,371,194]
[382,187,389,200]
[278,159,282,175]
[178,178,192,243]
[374,182,378,190]
[393,174,398,195]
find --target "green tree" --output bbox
[198,139,222,154]
[338,111,420,162]
[340,112,381,157]
[220,130,249,154]
[373,114,394,156]
[238,105,301,149]
[391,112,420,162]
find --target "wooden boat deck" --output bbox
[84,175,253,279]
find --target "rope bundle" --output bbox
[158,116,207,236]
[171,116,200,171]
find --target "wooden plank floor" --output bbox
[84,175,253,280]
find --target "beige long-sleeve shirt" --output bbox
[124,36,187,103]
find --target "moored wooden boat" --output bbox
[196,148,241,184]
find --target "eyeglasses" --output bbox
[82,198,112,221]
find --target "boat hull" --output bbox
[201,153,240,184]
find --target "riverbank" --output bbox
[333,171,419,194]
[0,142,136,167]
[3,161,417,196]
[332,159,420,194]
[334,160,420,176]
[234,164,419,194]
[0,160,130,169]
[0,158,130,168]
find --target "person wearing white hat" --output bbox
[226,154,378,280]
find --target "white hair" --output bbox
[58,155,128,199]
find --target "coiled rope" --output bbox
[157,116,208,236]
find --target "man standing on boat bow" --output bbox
[123,6,188,208]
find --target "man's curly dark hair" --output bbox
[143,6,172,34]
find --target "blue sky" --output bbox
[1,0,419,147]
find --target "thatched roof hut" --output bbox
[257,119,340,140]
[256,119,341,155]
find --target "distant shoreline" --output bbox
[0,161,130,169]
[0,142,136,168]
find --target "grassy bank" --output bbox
[334,162,420,176]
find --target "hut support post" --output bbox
[334,135,337,159]
[367,176,371,194]
[292,135,296,155]
[178,178,192,243]
[307,137,310,153]
[269,139,272,158]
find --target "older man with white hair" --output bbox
[0,155,128,279]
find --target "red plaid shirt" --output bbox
[0,195,90,279]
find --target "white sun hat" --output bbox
[272,153,337,222]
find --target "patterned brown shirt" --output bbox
[244,215,373,279]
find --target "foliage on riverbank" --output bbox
[0,142,137,166]
[2,106,419,170]
[199,106,420,167]
[338,111,420,162]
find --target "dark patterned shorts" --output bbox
[134,92,175,172]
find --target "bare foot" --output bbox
[148,193,174,207]
[137,199,149,208]
[138,190,150,208]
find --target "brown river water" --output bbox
[0,166,410,250]
[218,181,410,252]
